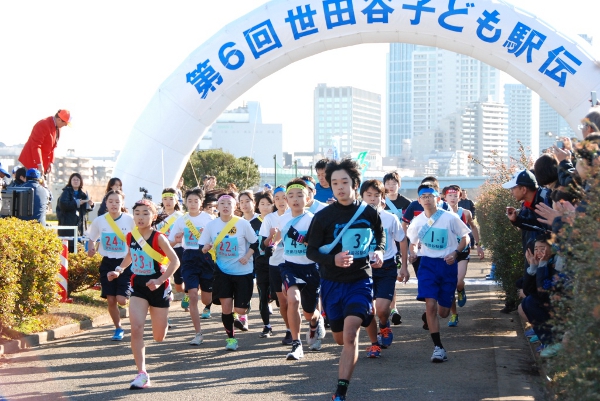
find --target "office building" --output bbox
[504,84,540,160]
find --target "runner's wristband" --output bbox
[115,266,124,273]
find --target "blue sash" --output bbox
[308,200,325,214]
[282,213,307,239]
[417,209,445,242]
[319,202,368,254]
[385,197,402,219]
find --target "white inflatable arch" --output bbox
[114,0,600,197]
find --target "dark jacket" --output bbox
[20,179,50,226]
[56,186,93,236]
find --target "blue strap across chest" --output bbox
[319,202,368,254]
[385,197,402,218]
[282,213,306,239]
[417,209,445,241]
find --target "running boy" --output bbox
[168,188,214,345]
[87,189,134,341]
[200,194,258,351]
[406,182,471,362]
[306,159,385,401]
[360,180,409,351]
[108,199,180,389]
[442,185,484,327]
[277,179,325,360]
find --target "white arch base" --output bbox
[113,0,600,199]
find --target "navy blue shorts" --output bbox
[181,249,214,293]
[99,257,131,299]
[173,247,184,285]
[280,261,320,314]
[270,264,284,293]
[416,256,458,308]
[321,277,374,333]
[372,258,398,301]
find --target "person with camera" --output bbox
[19,169,50,226]
[57,173,94,252]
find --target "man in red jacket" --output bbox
[19,109,71,175]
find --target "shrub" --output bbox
[548,175,600,399]
[67,245,102,295]
[0,220,22,330]
[0,217,63,329]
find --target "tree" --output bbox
[182,149,261,191]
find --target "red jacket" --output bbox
[19,116,60,172]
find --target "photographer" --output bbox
[20,169,50,226]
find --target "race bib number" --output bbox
[342,228,373,258]
[284,231,308,257]
[217,237,239,261]
[102,233,125,253]
[422,227,448,250]
[369,228,389,252]
[131,248,154,275]
[183,227,202,248]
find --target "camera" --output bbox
[139,187,152,201]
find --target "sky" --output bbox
[0,0,598,158]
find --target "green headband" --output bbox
[162,192,176,198]
[286,184,307,193]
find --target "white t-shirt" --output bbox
[87,213,135,259]
[307,200,327,214]
[407,209,471,259]
[156,211,184,248]
[259,211,286,266]
[371,209,405,261]
[168,212,214,250]
[278,211,314,265]
[199,217,258,275]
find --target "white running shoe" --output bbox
[309,339,322,351]
[189,333,204,346]
[306,326,317,346]
[431,346,448,363]
[286,342,304,360]
[130,372,151,389]
[316,316,326,340]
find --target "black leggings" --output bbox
[255,258,271,326]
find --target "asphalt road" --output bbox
[0,259,546,401]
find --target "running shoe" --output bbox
[129,371,150,390]
[536,344,547,353]
[378,322,393,348]
[282,330,293,345]
[189,333,204,346]
[448,314,459,327]
[259,326,273,338]
[286,341,304,360]
[422,312,429,331]
[457,288,467,307]
[524,328,536,337]
[309,339,322,351]
[268,304,273,315]
[390,309,402,325]
[234,315,249,331]
[332,394,346,401]
[201,307,211,319]
[529,335,540,343]
[316,315,326,339]
[431,346,448,363]
[167,319,173,329]
[306,326,317,346]
[540,343,563,358]
[366,344,381,358]
[225,337,239,351]
[112,328,124,341]
[181,294,189,309]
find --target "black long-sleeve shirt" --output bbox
[306,200,385,283]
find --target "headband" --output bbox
[162,192,176,198]
[303,180,315,190]
[218,194,234,201]
[273,187,285,195]
[418,188,440,197]
[286,184,307,193]
[444,188,459,194]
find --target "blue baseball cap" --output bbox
[26,168,41,179]
[0,163,10,178]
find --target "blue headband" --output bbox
[418,188,439,197]
[303,180,315,190]
[273,187,285,195]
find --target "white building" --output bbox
[202,101,283,168]
[539,100,576,152]
[504,84,540,160]
[314,84,381,158]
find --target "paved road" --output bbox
[0,260,546,401]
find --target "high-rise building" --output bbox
[386,44,501,158]
[201,101,283,168]
[504,84,540,160]
[539,100,576,152]
[314,84,381,158]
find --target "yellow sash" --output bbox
[184,214,202,239]
[209,217,240,262]
[131,228,169,265]
[159,215,178,234]
[104,213,127,243]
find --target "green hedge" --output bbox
[67,245,102,296]
[0,218,63,330]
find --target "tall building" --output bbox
[386,44,501,158]
[504,84,540,160]
[539,100,576,152]
[314,84,381,158]
[202,101,283,168]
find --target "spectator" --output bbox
[176,176,185,206]
[457,189,476,218]
[57,173,95,252]
[97,177,123,216]
[202,175,217,192]
[313,158,335,203]
[7,167,26,188]
[20,169,50,226]
[580,107,600,139]
[19,109,72,175]
[0,163,11,189]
